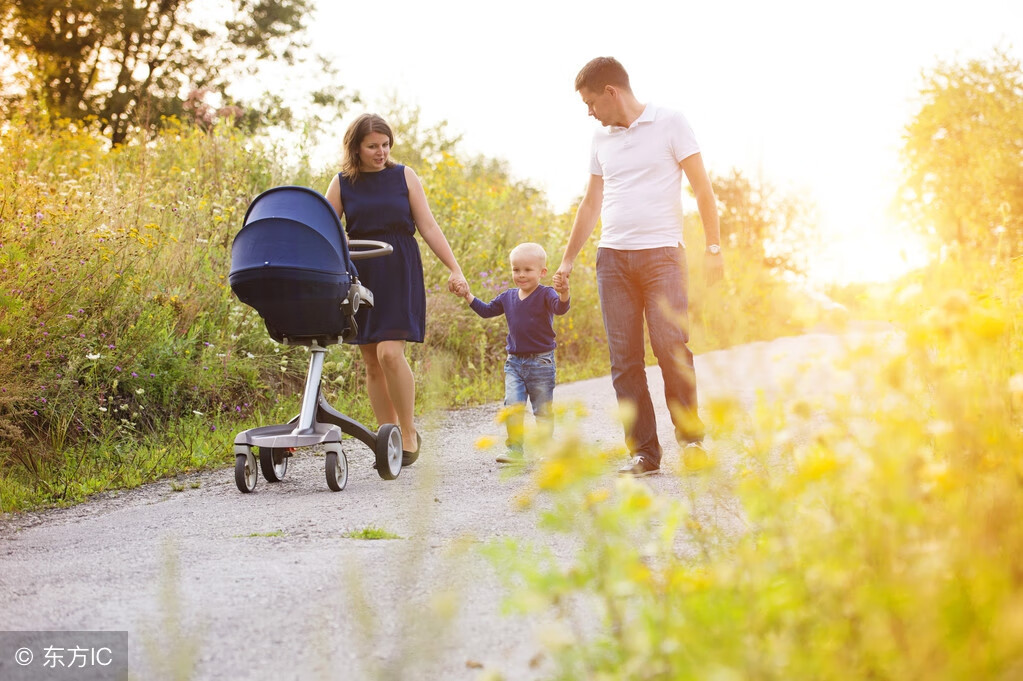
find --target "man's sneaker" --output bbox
[618,455,660,477]
[496,450,525,464]
[681,441,714,472]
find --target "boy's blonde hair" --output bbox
[509,242,547,266]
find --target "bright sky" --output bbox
[294,0,1022,285]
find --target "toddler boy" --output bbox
[463,242,571,463]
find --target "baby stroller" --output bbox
[228,185,402,493]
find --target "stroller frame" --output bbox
[232,341,402,493]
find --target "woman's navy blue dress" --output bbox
[338,164,426,344]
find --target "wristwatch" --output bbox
[706,244,721,255]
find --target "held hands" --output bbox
[448,271,469,298]
[552,262,571,294]
[552,270,570,299]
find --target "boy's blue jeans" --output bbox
[595,246,704,466]
[504,351,556,452]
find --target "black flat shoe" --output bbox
[402,432,422,467]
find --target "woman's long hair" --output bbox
[341,113,396,182]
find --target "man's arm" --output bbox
[554,174,603,288]
[680,153,724,284]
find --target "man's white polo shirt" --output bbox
[589,104,700,250]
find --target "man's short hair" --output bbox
[575,57,632,93]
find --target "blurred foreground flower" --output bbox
[475,435,497,450]
[1010,373,1023,412]
[681,443,716,472]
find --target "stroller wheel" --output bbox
[235,449,258,493]
[325,450,348,492]
[259,447,289,482]
[374,424,402,480]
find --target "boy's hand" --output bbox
[553,274,570,296]
[462,289,474,304]
[552,271,567,291]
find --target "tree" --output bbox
[704,168,819,275]
[0,0,337,144]
[901,48,1023,257]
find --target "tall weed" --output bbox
[0,116,311,507]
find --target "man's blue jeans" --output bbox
[504,351,556,451]
[596,246,704,466]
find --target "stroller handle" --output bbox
[348,239,393,260]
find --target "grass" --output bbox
[342,526,403,541]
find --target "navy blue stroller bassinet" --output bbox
[230,185,363,345]
[228,185,403,493]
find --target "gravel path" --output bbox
[0,329,897,680]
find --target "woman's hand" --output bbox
[448,271,468,297]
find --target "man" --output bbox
[553,56,724,477]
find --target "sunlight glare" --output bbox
[809,220,930,286]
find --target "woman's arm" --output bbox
[324,174,348,243]
[404,166,468,295]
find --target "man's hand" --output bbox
[553,262,572,293]
[704,252,724,286]
[553,270,570,301]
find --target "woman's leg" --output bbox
[359,343,399,427]
[374,340,418,452]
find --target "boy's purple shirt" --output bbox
[469,284,570,355]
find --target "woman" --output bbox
[325,113,467,466]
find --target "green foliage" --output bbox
[0,0,330,144]
[0,115,316,508]
[684,216,837,351]
[486,256,1023,680]
[708,169,820,276]
[342,526,402,540]
[901,47,1023,257]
